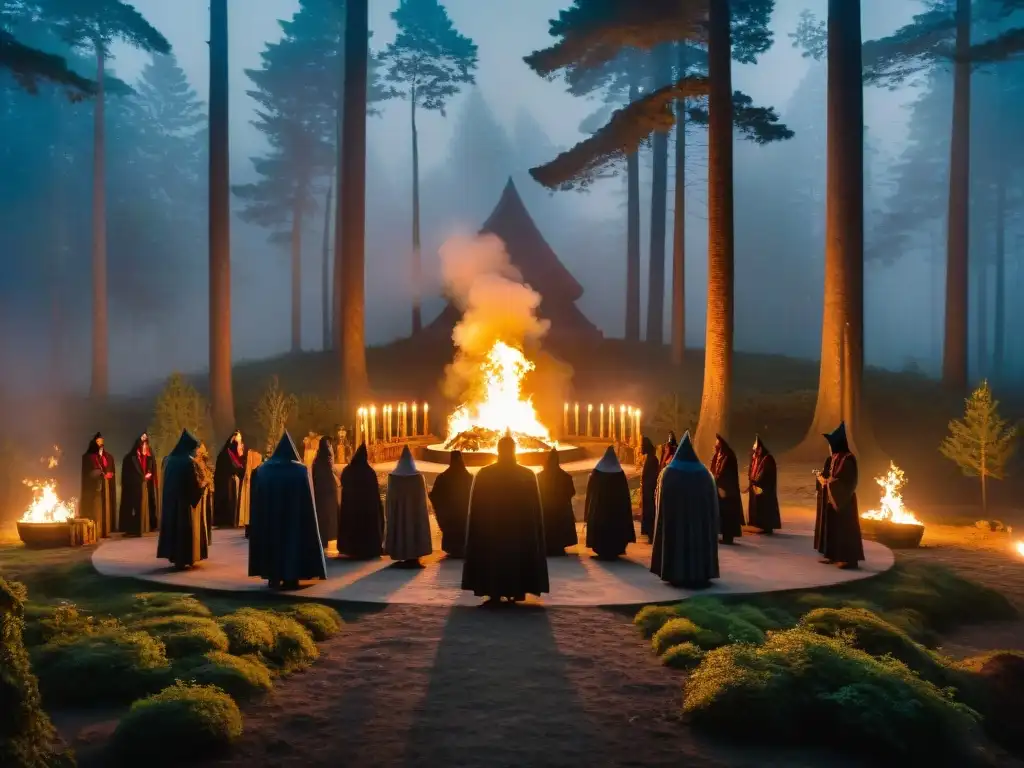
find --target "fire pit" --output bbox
[16,472,80,549]
[423,442,583,467]
[860,462,926,549]
[17,520,74,549]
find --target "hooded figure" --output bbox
[537,448,577,556]
[195,441,215,542]
[709,435,744,544]
[814,423,864,568]
[639,436,660,541]
[747,435,781,533]
[213,430,247,528]
[462,434,549,603]
[584,447,636,559]
[659,432,679,469]
[118,433,159,536]
[650,432,720,588]
[384,446,433,565]
[338,444,385,559]
[428,450,472,557]
[311,436,340,548]
[80,432,116,537]
[156,430,210,569]
[248,432,327,589]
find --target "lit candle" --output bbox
[563,402,569,435]
[587,404,593,437]
[387,405,392,442]
[423,403,429,436]
[619,405,625,443]
[635,409,641,447]
[608,404,615,440]
[411,403,418,437]
[356,408,364,445]
[600,404,605,438]
[403,403,409,438]
[370,405,377,445]
[574,402,579,436]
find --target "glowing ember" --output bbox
[861,462,923,526]
[1015,541,1024,558]
[445,341,556,453]
[20,446,76,524]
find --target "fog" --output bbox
[2,0,1022,396]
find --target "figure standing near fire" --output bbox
[156,430,210,569]
[639,437,660,541]
[312,437,340,551]
[538,447,577,556]
[428,450,472,558]
[462,434,549,604]
[813,423,864,569]
[337,444,385,559]
[746,435,781,534]
[384,446,433,567]
[213,430,247,528]
[584,447,635,560]
[119,433,158,536]
[79,432,116,538]
[709,435,744,545]
[659,431,678,469]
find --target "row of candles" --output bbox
[355,403,430,446]
[564,403,642,447]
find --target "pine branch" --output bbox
[0,28,95,96]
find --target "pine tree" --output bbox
[380,0,478,335]
[940,380,1018,515]
[0,0,95,95]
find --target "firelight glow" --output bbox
[861,462,923,526]
[1015,541,1024,558]
[20,479,76,524]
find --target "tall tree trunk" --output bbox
[693,0,734,460]
[942,0,972,392]
[975,257,987,379]
[625,82,641,342]
[322,180,332,351]
[410,93,422,335]
[792,0,866,461]
[51,105,67,390]
[209,0,235,439]
[290,196,303,354]
[90,42,108,399]
[645,45,672,347]
[336,0,370,409]
[993,167,1006,382]
[670,44,687,368]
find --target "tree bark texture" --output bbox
[645,44,672,347]
[322,181,332,351]
[670,44,687,368]
[91,43,108,399]
[625,82,641,342]
[411,93,422,335]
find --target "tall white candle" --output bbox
[600,404,605,438]
[411,403,418,437]
[608,404,615,440]
[587,404,593,437]
[423,403,429,436]
[370,406,377,445]
[635,409,641,447]
[619,405,625,443]
[563,403,569,435]
[574,402,579,436]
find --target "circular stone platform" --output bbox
[421,443,584,467]
[92,516,893,607]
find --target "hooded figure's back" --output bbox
[709,435,744,542]
[584,447,636,559]
[385,447,433,561]
[651,432,720,587]
[338,444,384,559]
[429,451,472,557]
[537,448,577,555]
[312,436,340,547]
[156,430,209,568]
[248,432,327,584]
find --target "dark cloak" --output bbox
[428,451,472,557]
[384,447,433,561]
[814,423,865,565]
[156,430,210,568]
[659,432,679,469]
[639,436,660,540]
[651,432,720,587]
[213,432,246,528]
[338,444,384,559]
[311,437,340,546]
[79,433,116,538]
[248,432,327,585]
[537,448,577,555]
[461,440,549,600]
[584,447,636,559]
[118,435,159,536]
[709,435,744,542]
[747,436,781,532]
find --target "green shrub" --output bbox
[135,616,229,659]
[634,605,679,639]
[662,642,703,670]
[683,628,982,764]
[959,651,1024,756]
[220,608,318,673]
[31,626,170,706]
[280,603,343,641]
[130,592,212,620]
[109,682,243,766]
[22,600,119,647]
[173,652,273,701]
[150,373,211,461]
[652,618,723,655]
[675,598,766,646]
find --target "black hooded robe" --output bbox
[156,431,210,568]
[428,451,473,558]
[537,449,577,556]
[584,451,636,560]
[709,437,744,543]
[747,440,782,533]
[311,437,340,547]
[118,437,159,536]
[213,435,246,528]
[248,432,327,587]
[337,444,384,559]
[461,452,549,601]
[639,437,660,541]
[814,424,865,566]
[79,434,116,538]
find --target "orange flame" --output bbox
[861,462,923,526]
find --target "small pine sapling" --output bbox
[940,380,1018,515]
[150,373,211,460]
[255,376,298,455]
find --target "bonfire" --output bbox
[444,341,556,454]
[861,462,923,526]
[20,447,76,524]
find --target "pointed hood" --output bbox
[170,429,200,458]
[391,445,419,476]
[594,446,622,473]
[641,436,656,456]
[351,443,369,465]
[314,436,334,465]
[86,432,103,453]
[668,431,700,467]
[824,422,850,454]
[270,431,301,462]
[448,450,468,473]
[543,447,562,472]
[753,434,769,454]
[714,434,735,458]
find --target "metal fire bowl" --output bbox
[860,518,925,549]
[421,443,585,467]
[17,521,72,549]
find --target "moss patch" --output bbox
[134,615,230,659]
[662,642,703,670]
[633,605,678,639]
[280,603,343,641]
[172,652,273,701]
[220,608,318,673]
[652,618,722,656]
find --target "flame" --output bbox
[1015,541,1024,558]
[445,341,554,450]
[861,462,923,526]
[21,479,76,523]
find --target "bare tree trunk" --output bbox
[942,0,972,392]
[209,0,235,439]
[322,181,332,351]
[694,0,734,460]
[336,0,370,409]
[670,44,687,368]
[645,45,672,347]
[51,104,67,391]
[90,42,108,399]
[410,93,422,335]
[290,196,303,354]
[975,258,987,379]
[625,80,641,343]
[993,160,1006,382]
